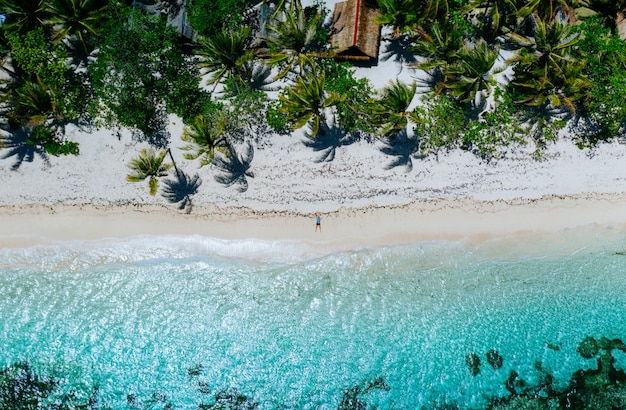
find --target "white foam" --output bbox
[0,235,335,271]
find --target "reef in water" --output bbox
[486,336,626,410]
[2,335,626,409]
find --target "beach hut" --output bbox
[330,0,381,65]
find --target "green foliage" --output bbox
[187,0,248,38]
[89,8,194,140]
[165,68,212,123]
[375,0,419,37]
[0,0,48,34]
[195,26,256,91]
[412,19,464,76]
[307,1,331,48]
[369,79,416,137]
[224,86,274,143]
[412,94,465,157]
[464,0,520,38]
[264,0,322,79]
[5,28,66,90]
[506,15,589,114]
[278,67,344,137]
[462,89,523,159]
[444,40,501,105]
[45,0,111,51]
[573,17,626,145]
[5,27,90,122]
[265,99,289,134]
[316,58,374,133]
[576,0,626,33]
[26,125,80,156]
[6,78,56,128]
[127,148,173,195]
[181,111,230,167]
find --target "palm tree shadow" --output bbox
[213,143,254,192]
[379,129,420,172]
[379,34,417,69]
[1,129,50,170]
[161,169,202,213]
[244,61,280,92]
[302,123,360,163]
[414,69,441,93]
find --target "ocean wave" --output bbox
[0,235,336,271]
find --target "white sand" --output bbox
[2,31,626,249]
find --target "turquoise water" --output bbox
[2,228,626,409]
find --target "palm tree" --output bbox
[375,0,420,38]
[0,0,47,33]
[195,26,256,92]
[278,67,344,137]
[263,0,321,79]
[507,15,588,112]
[411,20,463,93]
[44,0,109,52]
[444,40,502,104]
[464,0,524,36]
[5,77,62,129]
[126,148,173,196]
[369,80,416,137]
[510,56,589,112]
[516,0,574,21]
[180,113,230,167]
[421,0,453,22]
[507,14,580,77]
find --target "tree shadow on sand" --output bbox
[302,123,360,163]
[161,169,202,213]
[379,34,417,70]
[379,129,422,172]
[213,143,254,192]
[413,68,453,97]
[0,129,50,170]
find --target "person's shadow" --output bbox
[161,169,202,213]
[213,143,254,192]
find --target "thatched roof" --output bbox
[618,11,626,40]
[331,0,381,64]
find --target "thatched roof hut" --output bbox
[331,0,381,65]
[618,11,626,40]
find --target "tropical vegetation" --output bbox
[0,0,625,201]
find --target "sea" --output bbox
[1,225,626,409]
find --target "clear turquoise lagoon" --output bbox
[2,227,626,408]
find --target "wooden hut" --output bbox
[331,0,381,65]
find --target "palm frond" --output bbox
[126,148,172,195]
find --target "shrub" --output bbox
[413,94,465,158]
[26,126,80,156]
[462,89,524,160]
[316,58,374,133]
[266,99,289,134]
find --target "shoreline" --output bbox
[3,193,626,250]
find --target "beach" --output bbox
[2,115,626,249]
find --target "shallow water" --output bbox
[2,227,626,409]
